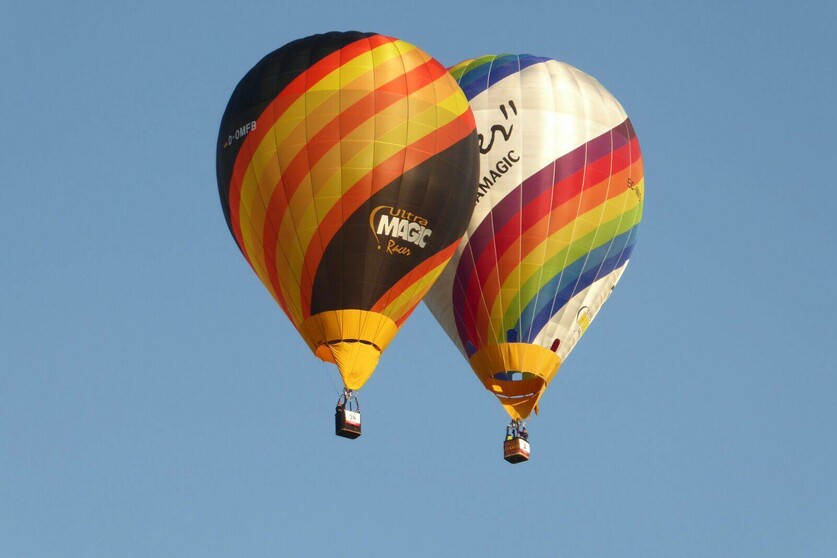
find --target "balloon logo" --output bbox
[217,32,479,394]
[425,54,644,425]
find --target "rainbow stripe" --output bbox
[453,119,643,354]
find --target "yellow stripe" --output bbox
[237,206,277,301]
[236,156,280,304]
[487,187,641,330]
[379,259,450,321]
[236,195,304,326]
[632,176,644,222]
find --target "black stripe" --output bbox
[311,131,479,314]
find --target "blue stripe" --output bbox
[458,54,547,101]
[511,226,639,342]
[457,60,492,100]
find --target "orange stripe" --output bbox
[227,35,392,267]
[371,242,459,312]
[371,241,460,319]
[473,146,642,335]
[498,140,643,285]
[546,156,642,238]
[394,303,420,328]
[298,114,475,315]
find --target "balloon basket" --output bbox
[335,409,361,439]
[335,389,361,439]
[503,437,530,463]
[503,420,530,463]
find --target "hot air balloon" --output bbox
[424,54,644,461]
[216,32,479,437]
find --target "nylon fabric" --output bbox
[425,55,644,419]
[217,32,479,391]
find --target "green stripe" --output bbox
[449,55,496,80]
[498,203,643,336]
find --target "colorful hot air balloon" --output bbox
[424,54,644,460]
[216,32,479,430]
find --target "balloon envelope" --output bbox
[425,54,644,419]
[217,32,479,390]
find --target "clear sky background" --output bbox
[2,1,835,556]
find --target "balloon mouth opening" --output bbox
[487,376,544,399]
[325,338,381,351]
[467,343,563,419]
[485,377,546,420]
[492,371,539,382]
[494,391,539,401]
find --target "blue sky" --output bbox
[2,1,835,556]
